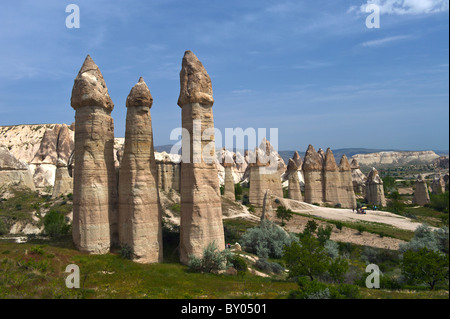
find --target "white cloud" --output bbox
[355,0,449,15]
[360,35,412,47]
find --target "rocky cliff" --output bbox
[352,151,440,167]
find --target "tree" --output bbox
[283,234,331,281]
[276,206,294,226]
[43,210,70,238]
[401,247,449,290]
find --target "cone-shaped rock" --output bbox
[412,174,430,206]
[261,189,274,221]
[323,148,341,206]
[118,77,162,263]
[178,51,225,264]
[223,153,235,201]
[338,155,357,208]
[302,145,323,204]
[287,159,302,201]
[71,55,117,254]
[365,167,386,207]
[351,158,366,195]
[292,151,303,169]
[431,174,445,194]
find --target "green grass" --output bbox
[293,212,415,241]
[0,241,296,299]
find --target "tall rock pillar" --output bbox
[287,158,302,201]
[178,51,225,264]
[118,77,162,263]
[338,155,357,209]
[70,55,117,254]
[223,153,236,201]
[413,174,430,206]
[365,167,386,207]
[302,145,324,204]
[323,148,341,206]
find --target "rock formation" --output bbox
[302,145,324,204]
[286,158,302,201]
[52,159,73,197]
[338,155,357,209]
[118,77,162,263]
[70,55,117,254]
[431,174,446,195]
[0,146,35,191]
[156,152,181,192]
[261,189,274,221]
[412,174,430,206]
[248,147,283,207]
[365,167,386,207]
[223,152,235,201]
[178,50,225,264]
[350,158,366,195]
[323,148,341,206]
[353,151,440,167]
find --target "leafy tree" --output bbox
[317,225,333,246]
[283,234,330,281]
[382,176,397,194]
[328,257,349,284]
[303,220,318,236]
[43,210,70,238]
[276,206,294,226]
[401,247,449,290]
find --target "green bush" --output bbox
[188,241,232,273]
[43,210,70,238]
[120,244,134,260]
[229,255,247,273]
[255,258,284,274]
[241,220,298,259]
[288,277,360,299]
[0,218,7,235]
[427,192,449,214]
[399,224,449,254]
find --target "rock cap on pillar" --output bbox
[126,77,153,108]
[302,145,322,171]
[177,50,214,107]
[71,55,114,111]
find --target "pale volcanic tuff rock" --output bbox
[261,189,274,221]
[412,174,430,206]
[353,151,440,167]
[338,155,357,209]
[156,152,181,192]
[0,146,35,191]
[302,145,324,204]
[431,174,446,195]
[323,148,341,206]
[71,55,118,254]
[350,158,366,195]
[178,51,225,264]
[223,152,236,201]
[287,158,302,201]
[118,77,162,263]
[52,159,73,197]
[248,147,283,207]
[365,167,386,207]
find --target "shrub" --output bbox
[229,255,247,273]
[241,219,298,259]
[0,218,7,236]
[333,221,343,232]
[427,192,449,213]
[242,194,250,206]
[317,225,333,246]
[120,244,134,260]
[188,242,232,273]
[328,257,349,284]
[399,224,448,254]
[356,224,366,235]
[30,246,45,255]
[288,277,360,299]
[276,206,294,225]
[255,258,284,274]
[43,210,70,238]
[324,240,340,259]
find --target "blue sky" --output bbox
[0,0,448,152]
